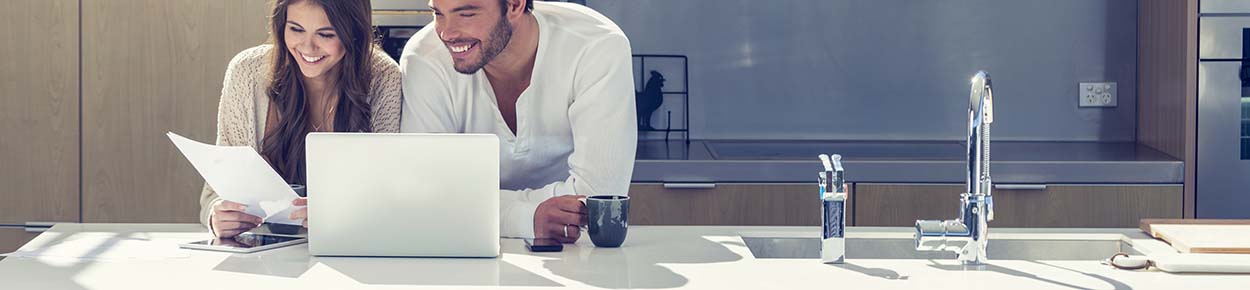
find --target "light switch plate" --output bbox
[1079,82,1117,108]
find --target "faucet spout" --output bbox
[915,71,995,265]
[967,71,993,197]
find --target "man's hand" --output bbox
[289,197,309,228]
[211,200,262,238]
[533,195,588,243]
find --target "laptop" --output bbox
[305,133,500,257]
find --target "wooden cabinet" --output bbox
[629,183,845,226]
[0,0,81,226]
[1138,0,1198,218]
[0,227,40,259]
[852,184,962,226]
[854,183,1183,228]
[80,0,270,222]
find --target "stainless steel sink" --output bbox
[743,237,1140,261]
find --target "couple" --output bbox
[198,0,636,245]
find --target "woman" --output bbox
[199,0,402,238]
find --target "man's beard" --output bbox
[454,15,514,74]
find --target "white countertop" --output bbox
[1,223,1248,289]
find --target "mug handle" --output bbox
[577,196,589,231]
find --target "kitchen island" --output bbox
[1,224,1245,289]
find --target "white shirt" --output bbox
[400,2,637,239]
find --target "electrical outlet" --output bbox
[1079,82,1117,108]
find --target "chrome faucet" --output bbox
[915,71,995,265]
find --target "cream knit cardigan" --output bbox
[197,44,403,228]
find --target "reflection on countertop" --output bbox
[6,224,1249,290]
[634,140,1183,184]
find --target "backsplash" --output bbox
[590,0,1138,141]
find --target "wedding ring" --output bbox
[563,225,569,237]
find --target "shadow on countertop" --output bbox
[828,262,910,280]
[541,233,744,289]
[211,242,561,287]
[317,255,563,287]
[926,260,1133,290]
[212,244,315,279]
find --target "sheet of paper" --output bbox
[4,233,190,264]
[168,132,302,225]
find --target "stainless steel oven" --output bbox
[372,0,432,61]
[1197,0,1250,218]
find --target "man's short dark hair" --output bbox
[499,0,534,14]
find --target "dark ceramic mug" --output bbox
[584,195,630,247]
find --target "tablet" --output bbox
[179,233,307,253]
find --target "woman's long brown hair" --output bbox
[263,0,376,184]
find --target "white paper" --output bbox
[167,132,303,225]
[4,233,189,264]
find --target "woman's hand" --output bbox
[289,197,309,228]
[211,200,262,238]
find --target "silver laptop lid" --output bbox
[305,133,500,257]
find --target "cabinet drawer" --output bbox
[0,227,40,259]
[854,184,1182,228]
[629,183,842,226]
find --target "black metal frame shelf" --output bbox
[634,54,690,144]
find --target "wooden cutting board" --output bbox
[1140,219,1250,254]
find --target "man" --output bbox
[400,0,636,243]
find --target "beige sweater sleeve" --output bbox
[197,46,405,228]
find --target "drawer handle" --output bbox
[24,221,55,233]
[24,227,49,233]
[994,184,1047,190]
[663,183,717,189]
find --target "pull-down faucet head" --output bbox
[914,71,996,265]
